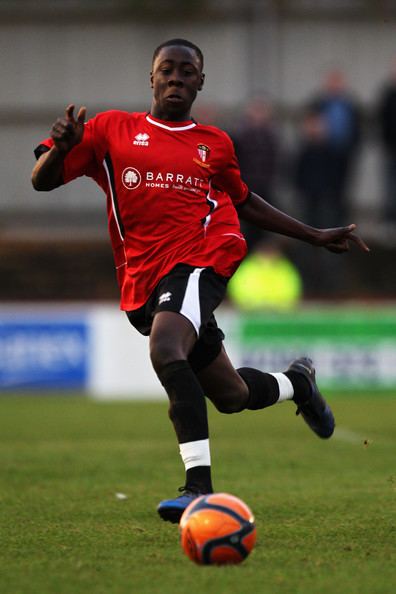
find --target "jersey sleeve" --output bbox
[33,117,102,184]
[212,131,250,207]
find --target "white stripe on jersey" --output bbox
[146,115,197,131]
[180,267,204,336]
[221,233,245,239]
[102,158,124,242]
[203,181,218,229]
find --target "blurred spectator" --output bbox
[227,238,302,312]
[292,109,350,294]
[309,69,361,225]
[378,58,396,224]
[294,110,336,228]
[232,98,280,249]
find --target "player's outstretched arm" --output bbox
[31,104,86,191]
[238,192,369,254]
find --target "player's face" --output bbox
[150,45,204,121]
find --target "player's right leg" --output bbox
[136,265,229,523]
[149,310,213,523]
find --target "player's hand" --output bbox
[50,104,86,154]
[313,224,370,254]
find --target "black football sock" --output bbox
[186,466,213,494]
[157,360,213,493]
[237,367,280,410]
[284,370,311,404]
[158,359,209,442]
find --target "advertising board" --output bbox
[233,308,396,391]
[0,313,89,390]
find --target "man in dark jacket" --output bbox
[310,69,361,226]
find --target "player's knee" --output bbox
[212,394,245,415]
[150,338,185,374]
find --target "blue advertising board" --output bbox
[0,317,89,390]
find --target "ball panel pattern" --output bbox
[179,493,256,565]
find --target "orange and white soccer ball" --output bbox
[179,493,257,565]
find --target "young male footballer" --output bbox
[32,39,369,523]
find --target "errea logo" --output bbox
[133,132,150,146]
[159,291,172,304]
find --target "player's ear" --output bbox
[150,71,154,89]
[198,73,205,91]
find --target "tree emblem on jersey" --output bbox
[125,170,138,185]
[122,167,142,190]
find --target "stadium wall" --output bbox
[1,304,396,397]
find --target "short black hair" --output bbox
[152,38,204,70]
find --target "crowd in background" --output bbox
[229,64,396,247]
[200,61,396,308]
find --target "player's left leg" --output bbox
[196,345,291,413]
[196,346,335,439]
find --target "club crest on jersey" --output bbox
[122,167,142,190]
[198,143,210,162]
[133,133,150,146]
[193,144,211,168]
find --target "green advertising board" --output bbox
[220,307,396,392]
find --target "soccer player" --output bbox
[31,39,369,524]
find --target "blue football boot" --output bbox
[157,486,204,523]
[287,357,335,438]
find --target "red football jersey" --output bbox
[36,111,250,310]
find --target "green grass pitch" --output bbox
[0,394,395,594]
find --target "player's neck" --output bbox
[150,104,192,123]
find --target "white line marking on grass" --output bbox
[334,427,396,447]
[333,427,368,444]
